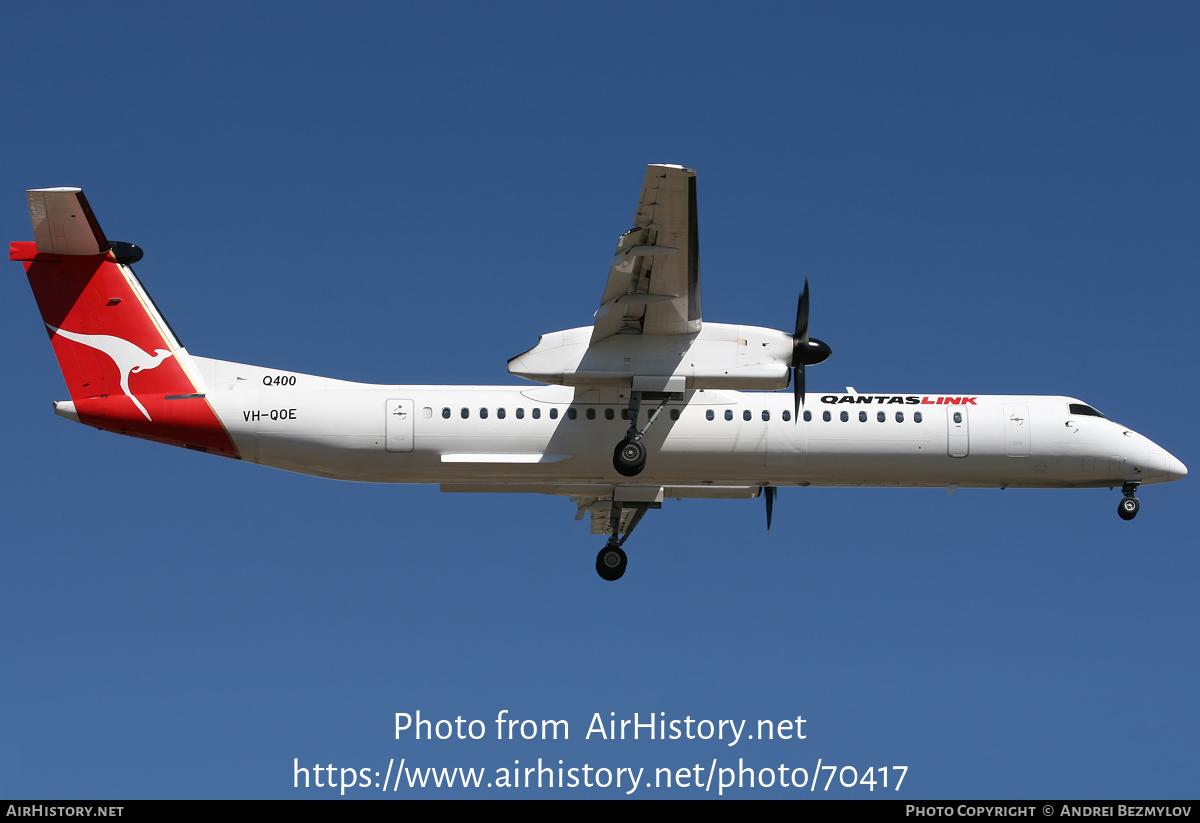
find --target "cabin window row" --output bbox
[702,409,924,423]
[704,409,793,421]
[819,410,924,423]
[439,407,926,424]
[441,407,684,422]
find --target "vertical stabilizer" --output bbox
[13,188,238,458]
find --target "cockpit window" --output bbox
[1069,403,1107,419]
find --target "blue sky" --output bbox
[1,2,1196,799]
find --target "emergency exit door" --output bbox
[947,405,969,458]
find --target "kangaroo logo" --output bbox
[48,324,174,421]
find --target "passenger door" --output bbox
[1002,404,1030,457]
[947,405,969,458]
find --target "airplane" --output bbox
[12,166,1187,581]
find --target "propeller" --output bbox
[793,280,810,420]
[765,486,776,533]
[790,280,831,421]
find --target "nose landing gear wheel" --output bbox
[613,438,647,477]
[596,546,628,581]
[1118,496,1140,520]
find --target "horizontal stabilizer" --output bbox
[27,188,110,256]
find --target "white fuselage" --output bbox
[193,357,1184,490]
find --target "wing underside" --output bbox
[591,164,700,342]
[440,483,761,534]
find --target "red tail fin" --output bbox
[14,188,238,457]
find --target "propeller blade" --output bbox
[793,364,805,421]
[765,486,776,533]
[793,280,810,420]
[795,279,810,345]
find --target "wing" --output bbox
[440,483,761,534]
[591,164,701,342]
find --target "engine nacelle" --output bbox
[508,322,795,390]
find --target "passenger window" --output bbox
[895,412,904,423]
[706,409,715,421]
[823,411,831,422]
[670,409,680,420]
[724,410,733,421]
[743,410,752,421]
[567,408,577,420]
[784,410,793,422]
[497,408,506,419]
[914,412,923,423]
[586,408,596,420]
[803,411,811,422]
[840,411,849,422]
[622,409,633,420]
[550,408,558,419]
[605,408,614,420]
[460,408,469,419]
[953,412,963,424]
[877,411,885,422]
[480,408,489,419]
[762,410,770,421]
[442,407,451,419]
[859,411,867,422]
[532,407,541,419]
[516,408,525,419]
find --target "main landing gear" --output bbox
[596,545,628,581]
[595,502,651,581]
[1117,482,1140,521]
[613,391,674,477]
[613,438,646,477]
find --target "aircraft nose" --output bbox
[1169,456,1188,482]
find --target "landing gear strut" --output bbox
[613,392,673,477]
[595,502,651,581]
[1117,481,1140,521]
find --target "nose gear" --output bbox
[1117,481,1140,521]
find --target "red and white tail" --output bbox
[13,188,238,458]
